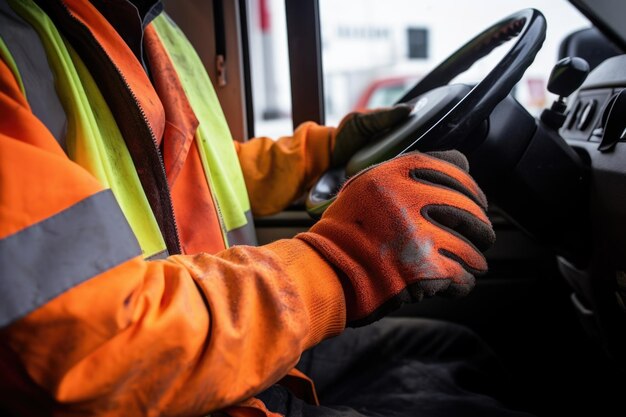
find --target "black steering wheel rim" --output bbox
[306,8,546,219]
[391,8,546,152]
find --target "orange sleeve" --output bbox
[0,59,346,416]
[235,122,336,216]
[1,232,345,416]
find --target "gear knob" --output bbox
[547,57,590,98]
[541,57,590,130]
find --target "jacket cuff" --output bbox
[265,238,346,348]
[296,122,335,188]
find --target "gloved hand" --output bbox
[331,104,413,167]
[297,150,495,327]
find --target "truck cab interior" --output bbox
[165,1,626,415]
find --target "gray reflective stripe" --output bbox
[0,0,68,149]
[226,210,258,247]
[146,249,168,261]
[0,190,142,328]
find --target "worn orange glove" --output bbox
[297,151,495,327]
[331,104,413,167]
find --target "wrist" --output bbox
[265,238,346,347]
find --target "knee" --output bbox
[373,317,492,358]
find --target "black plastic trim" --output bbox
[568,0,626,52]
[285,0,325,128]
[238,0,255,139]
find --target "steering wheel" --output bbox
[306,9,546,219]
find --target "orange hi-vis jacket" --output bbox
[0,0,346,415]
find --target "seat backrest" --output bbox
[558,27,623,71]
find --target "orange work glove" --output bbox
[297,150,495,327]
[331,104,413,167]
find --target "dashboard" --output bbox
[558,54,626,361]
[562,55,626,145]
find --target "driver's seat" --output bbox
[558,27,622,71]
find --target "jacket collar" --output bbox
[89,0,163,68]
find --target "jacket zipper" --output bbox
[120,79,183,254]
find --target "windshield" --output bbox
[248,0,590,136]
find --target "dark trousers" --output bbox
[258,318,535,417]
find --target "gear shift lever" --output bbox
[540,57,590,130]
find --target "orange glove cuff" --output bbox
[265,238,346,347]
